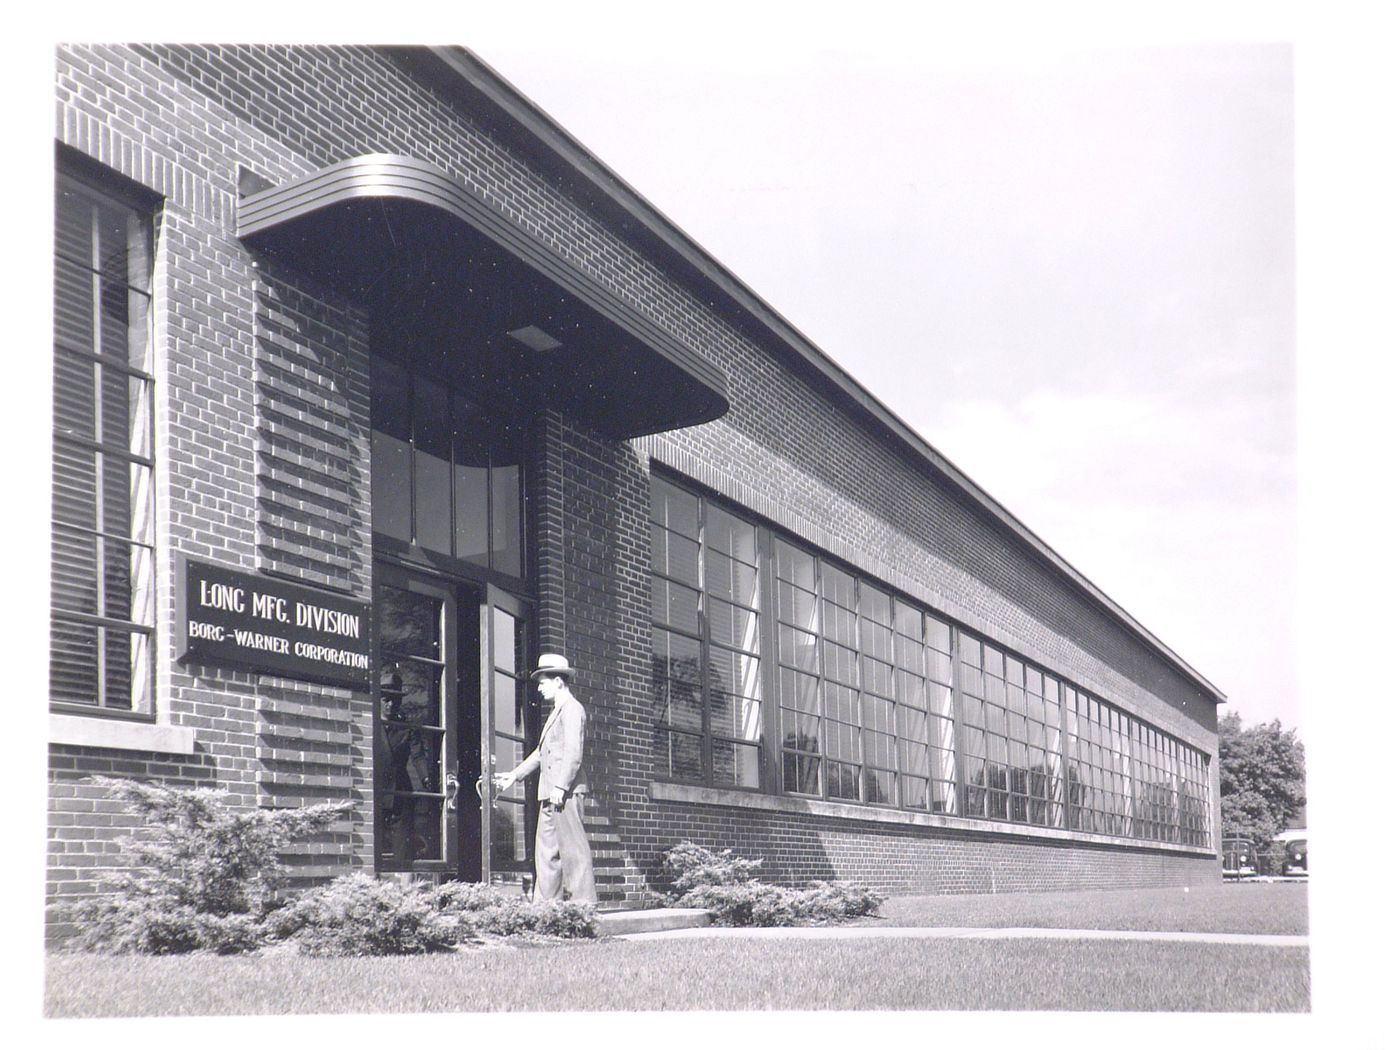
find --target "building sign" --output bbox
[178,558,373,688]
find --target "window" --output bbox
[50,168,156,714]
[650,476,762,788]
[777,543,957,810]
[1132,721,1210,847]
[775,537,820,794]
[821,563,861,800]
[702,504,763,787]
[1065,687,1132,835]
[928,620,960,812]
[648,472,1211,846]
[960,639,1066,827]
[370,358,525,578]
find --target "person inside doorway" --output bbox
[492,653,598,903]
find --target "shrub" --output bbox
[61,899,265,955]
[53,779,604,957]
[272,874,458,957]
[52,778,349,955]
[661,841,886,927]
[675,882,792,927]
[434,882,597,940]
[804,880,886,920]
[662,841,764,892]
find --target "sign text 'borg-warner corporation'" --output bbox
[179,559,373,687]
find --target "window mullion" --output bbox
[854,580,865,803]
[84,199,106,708]
[449,405,460,564]
[52,519,156,551]
[757,526,779,795]
[51,434,155,470]
[53,339,155,381]
[407,377,418,546]
[813,558,826,801]
[695,499,712,784]
[54,609,156,634]
[948,626,963,817]
[1056,679,1071,830]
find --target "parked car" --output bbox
[1273,828,1307,876]
[1222,836,1257,879]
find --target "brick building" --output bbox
[48,44,1224,921]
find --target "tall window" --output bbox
[775,536,820,794]
[820,562,862,800]
[857,583,898,805]
[650,476,762,788]
[1132,720,1210,846]
[777,542,959,811]
[1065,686,1131,835]
[51,168,156,714]
[370,358,525,579]
[893,602,958,814]
[960,638,1065,827]
[1178,745,1211,847]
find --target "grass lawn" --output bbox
[861,881,1309,935]
[45,937,1308,1015]
[44,881,1309,1016]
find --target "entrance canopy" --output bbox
[238,154,729,439]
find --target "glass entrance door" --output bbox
[479,586,534,885]
[374,568,463,874]
[374,565,534,883]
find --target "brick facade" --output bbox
[47,44,1222,927]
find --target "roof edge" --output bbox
[404,45,1227,704]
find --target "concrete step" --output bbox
[595,907,712,936]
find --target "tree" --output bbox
[1218,711,1306,853]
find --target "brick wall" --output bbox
[252,271,372,595]
[46,744,221,941]
[249,267,374,882]
[47,747,220,889]
[49,43,1222,917]
[642,801,1219,896]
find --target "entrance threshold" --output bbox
[594,908,712,937]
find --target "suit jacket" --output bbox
[515,691,588,800]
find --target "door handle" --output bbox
[445,772,460,812]
[476,753,495,800]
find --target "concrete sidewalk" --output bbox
[616,925,1307,947]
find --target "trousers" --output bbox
[533,793,597,903]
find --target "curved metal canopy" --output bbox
[238,154,729,439]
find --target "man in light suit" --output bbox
[492,653,597,903]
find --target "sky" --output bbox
[461,15,1298,730]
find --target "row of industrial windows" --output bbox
[650,474,1212,848]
